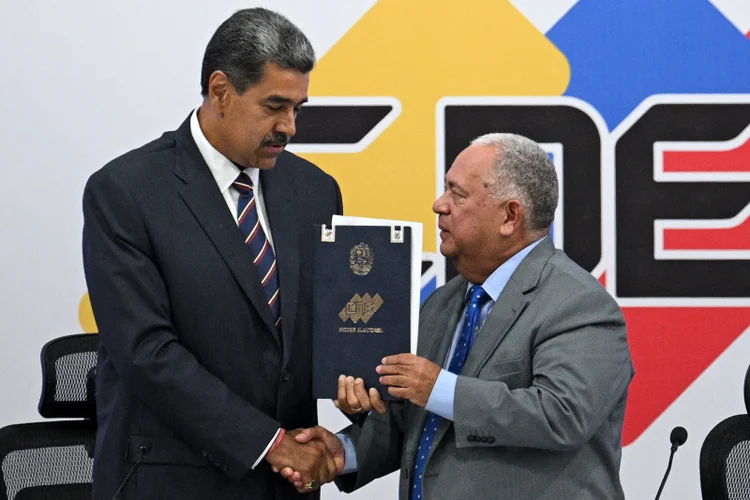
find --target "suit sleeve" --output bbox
[333,175,344,216]
[453,286,633,451]
[334,402,407,493]
[82,170,280,480]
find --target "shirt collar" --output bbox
[189,106,260,192]
[468,236,547,302]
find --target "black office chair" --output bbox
[0,334,98,500]
[699,365,750,500]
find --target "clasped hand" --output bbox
[270,354,440,491]
[265,427,344,493]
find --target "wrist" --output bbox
[268,428,286,456]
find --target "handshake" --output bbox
[265,354,440,492]
[263,374,389,493]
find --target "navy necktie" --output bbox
[411,285,491,500]
[232,173,281,330]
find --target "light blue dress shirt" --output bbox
[424,236,543,421]
[338,237,545,474]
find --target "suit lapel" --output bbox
[464,238,555,376]
[426,239,555,459]
[172,117,279,343]
[461,280,528,377]
[259,164,300,365]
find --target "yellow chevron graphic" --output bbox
[78,1,570,332]
[301,0,570,251]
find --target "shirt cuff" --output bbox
[425,369,457,421]
[252,428,282,469]
[337,432,359,474]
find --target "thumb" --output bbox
[294,426,322,443]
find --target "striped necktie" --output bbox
[232,173,281,330]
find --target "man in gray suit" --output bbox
[285,133,634,499]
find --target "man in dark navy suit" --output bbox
[82,8,343,499]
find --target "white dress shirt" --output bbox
[189,106,280,469]
[189,107,275,250]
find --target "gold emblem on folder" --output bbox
[339,293,383,324]
[349,243,373,276]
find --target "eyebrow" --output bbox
[265,95,308,106]
[445,179,467,194]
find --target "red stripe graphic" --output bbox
[663,136,750,173]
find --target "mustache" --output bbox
[262,133,290,147]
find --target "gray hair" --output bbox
[200,8,316,96]
[472,133,559,232]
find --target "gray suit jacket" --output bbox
[336,238,634,499]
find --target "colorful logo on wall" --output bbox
[287,0,750,446]
[78,0,750,448]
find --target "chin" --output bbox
[439,242,457,258]
[257,157,279,170]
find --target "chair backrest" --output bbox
[0,334,98,500]
[38,334,98,420]
[14,483,92,500]
[699,367,750,500]
[0,422,95,500]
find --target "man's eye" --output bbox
[266,105,282,111]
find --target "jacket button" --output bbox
[201,450,208,457]
[282,371,290,382]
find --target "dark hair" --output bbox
[200,8,315,96]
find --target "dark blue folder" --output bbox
[312,225,412,400]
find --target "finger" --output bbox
[294,429,310,443]
[323,449,338,482]
[337,374,348,409]
[388,386,408,399]
[369,387,388,414]
[380,375,409,387]
[291,471,302,483]
[353,379,373,412]
[301,474,314,489]
[382,353,414,366]
[280,467,295,479]
[295,426,324,443]
[345,376,360,410]
[334,454,346,475]
[299,426,327,443]
[272,466,279,473]
[376,364,404,375]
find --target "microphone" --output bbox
[670,426,688,450]
[655,426,688,500]
[113,445,149,499]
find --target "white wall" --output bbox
[0,2,392,498]
[2,2,748,499]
